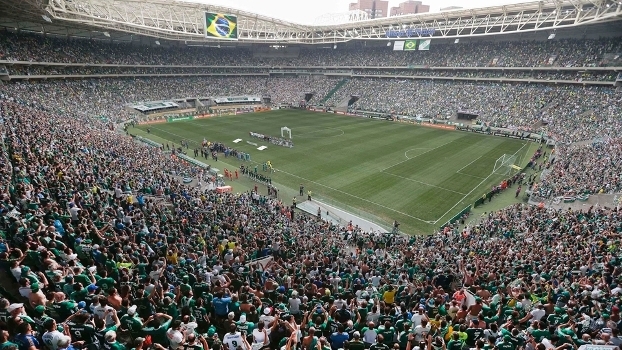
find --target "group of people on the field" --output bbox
[249,133,294,149]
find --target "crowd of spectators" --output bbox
[326,79,622,143]
[2,97,622,350]
[6,65,618,84]
[0,77,324,122]
[264,77,338,106]
[352,70,618,82]
[0,31,621,350]
[1,32,621,68]
[532,139,622,198]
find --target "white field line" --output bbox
[381,139,457,172]
[432,142,529,225]
[404,148,431,159]
[295,127,345,138]
[456,172,486,180]
[456,154,484,173]
[382,172,467,195]
[146,125,434,224]
[273,167,436,224]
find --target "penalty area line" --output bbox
[273,167,434,224]
[432,142,529,225]
[382,172,467,195]
[381,139,459,172]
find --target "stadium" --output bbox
[0,0,620,349]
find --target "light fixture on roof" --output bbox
[103,32,110,37]
[42,15,52,23]
[387,41,391,46]
[155,40,160,45]
[548,33,556,40]
[454,38,459,43]
[333,44,337,49]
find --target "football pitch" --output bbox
[136,110,534,234]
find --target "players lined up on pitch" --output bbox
[1,86,622,350]
[1,32,620,68]
[249,133,294,149]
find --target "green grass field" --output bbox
[136,110,534,234]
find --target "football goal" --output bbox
[281,127,292,139]
[493,154,518,176]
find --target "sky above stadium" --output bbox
[191,0,527,24]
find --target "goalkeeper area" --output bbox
[135,110,536,234]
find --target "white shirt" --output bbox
[11,266,22,281]
[253,328,271,345]
[370,276,382,287]
[223,332,244,350]
[363,328,378,344]
[181,322,198,334]
[334,299,346,310]
[530,308,545,321]
[329,277,342,289]
[289,298,301,314]
[42,330,64,350]
[259,315,275,328]
[411,313,426,327]
[413,324,431,342]
[166,328,184,349]
[69,207,81,220]
[19,286,31,299]
[93,305,114,325]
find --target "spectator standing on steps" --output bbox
[308,190,312,201]
[300,184,304,196]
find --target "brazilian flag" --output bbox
[205,12,238,40]
[404,40,418,51]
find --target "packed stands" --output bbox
[1,32,621,67]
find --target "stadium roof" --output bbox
[0,0,620,44]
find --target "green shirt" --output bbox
[0,341,18,350]
[236,321,255,334]
[530,330,551,342]
[547,314,563,325]
[447,340,464,350]
[183,343,205,350]
[71,289,89,302]
[120,315,143,334]
[497,341,516,350]
[465,328,484,346]
[349,340,366,350]
[96,277,116,292]
[103,340,126,350]
[143,318,172,345]
[378,326,395,345]
[74,273,92,286]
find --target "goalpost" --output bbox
[281,127,292,139]
[493,154,518,176]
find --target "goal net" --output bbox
[281,127,292,139]
[493,154,518,176]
